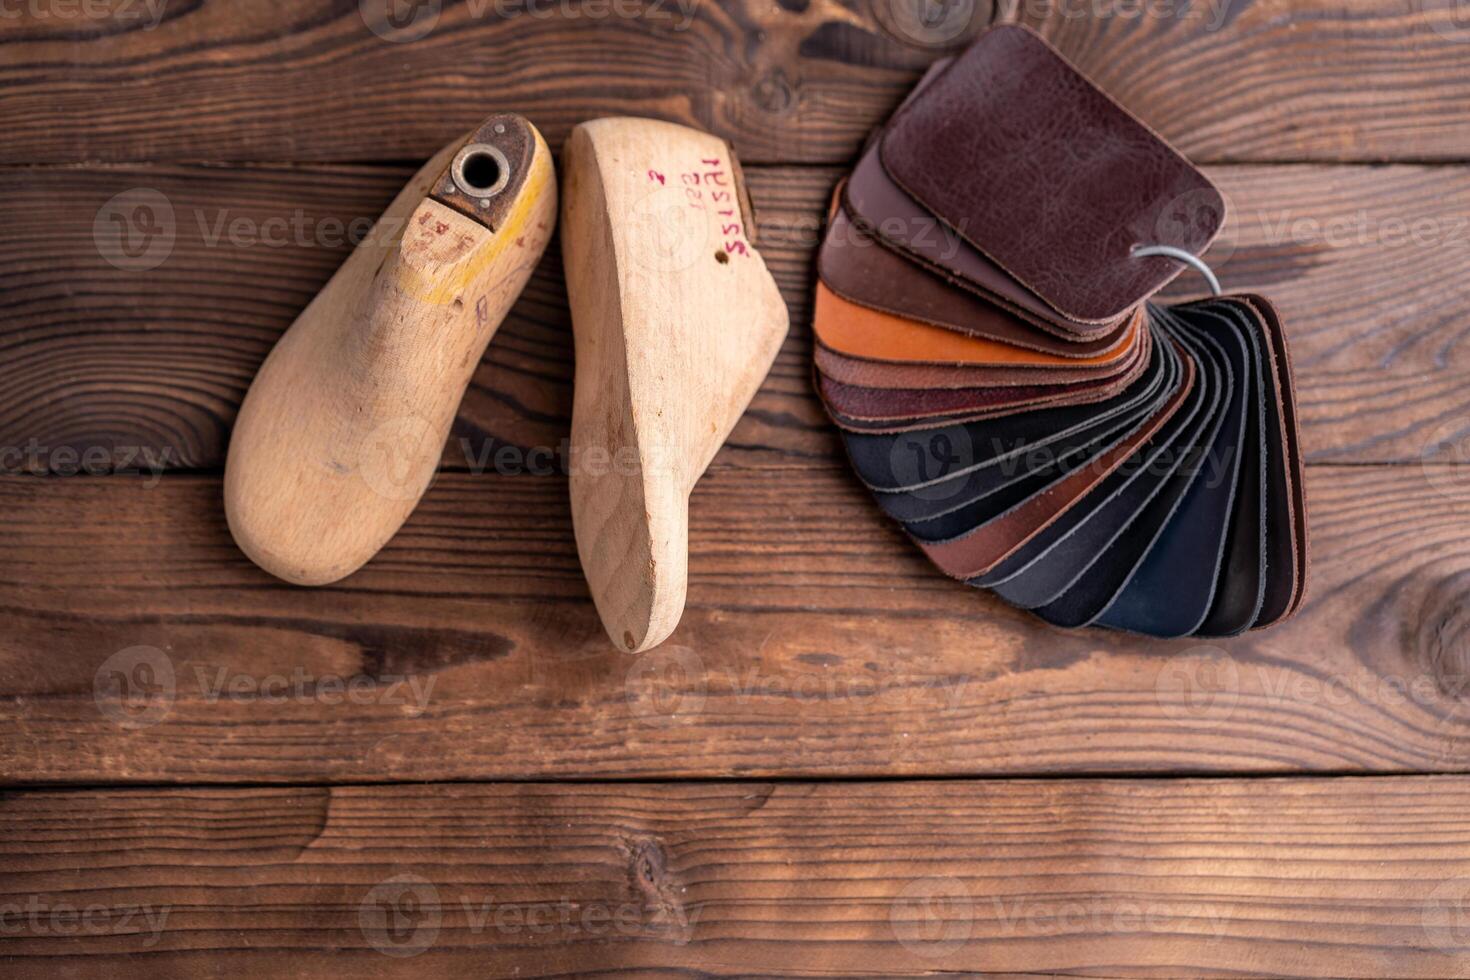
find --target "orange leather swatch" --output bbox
[813,281,1141,368]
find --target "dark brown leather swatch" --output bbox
[819,201,1135,357]
[809,24,1305,638]
[880,24,1225,324]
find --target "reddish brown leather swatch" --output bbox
[819,199,1134,356]
[809,24,1306,638]
[917,349,1195,579]
[880,24,1224,324]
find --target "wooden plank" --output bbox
[0,162,824,473]
[0,0,948,165]
[1004,0,1470,163]
[3,1,1470,164]
[4,161,1470,470]
[3,461,1470,783]
[3,777,1470,977]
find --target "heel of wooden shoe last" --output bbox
[225,114,557,586]
[560,118,789,653]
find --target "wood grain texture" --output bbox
[224,117,558,586]
[5,0,1470,163]
[0,162,822,474]
[560,117,789,653]
[1003,0,1470,163]
[0,0,949,165]
[4,778,1470,977]
[5,161,1470,471]
[3,461,1470,783]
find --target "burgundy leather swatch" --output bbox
[845,139,1126,338]
[809,24,1306,638]
[881,24,1225,324]
[819,202,1135,357]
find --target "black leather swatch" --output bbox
[811,24,1308,638]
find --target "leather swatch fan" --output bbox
[814,26,1308,637]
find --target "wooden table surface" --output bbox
[5,0,1470,975]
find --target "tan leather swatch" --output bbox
[813,281,1142,368]
[814,316,1151,390]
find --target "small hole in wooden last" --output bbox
[461,151,503,193]
[714,250,729,264]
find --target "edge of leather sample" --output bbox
[880,23,1225,324]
